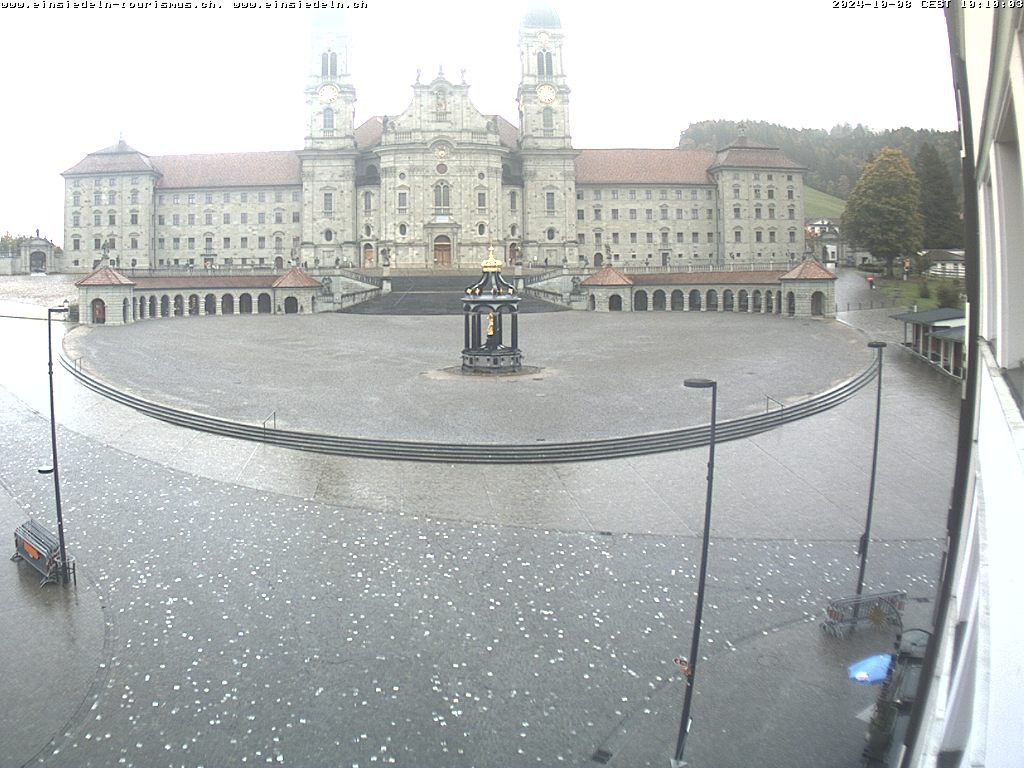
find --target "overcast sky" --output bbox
[1,1,957,248]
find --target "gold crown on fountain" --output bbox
[480,244,502,273]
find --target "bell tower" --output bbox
[517,4,578,266]
[299,13,359,267]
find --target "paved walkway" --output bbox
[0,267,959,768]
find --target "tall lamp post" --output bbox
[672,378,718,768]
[854,341,887,602]
[41,303,71,585]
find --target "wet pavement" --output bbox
[0,267,959,768]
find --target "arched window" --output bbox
[329,51,337,77]
[434,183,450,213]
[323,107,334,131]
[275,236,283,252]
[546,228,556,241]
[537,51,554,78]
[324,229,333,242]
[321,52,329,77]
[478,223,486,236]
[364,191,372,213]
[542,108,554,131]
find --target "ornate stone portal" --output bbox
[461,246,522,373]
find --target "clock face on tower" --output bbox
[536,84,556,104]
[318,84,339,103]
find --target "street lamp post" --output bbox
[43,304,71,585]
[854,341,887,603]
[672,377,718,768]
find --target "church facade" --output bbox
[60,8,806,274]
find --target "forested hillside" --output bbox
[679,120,961,202]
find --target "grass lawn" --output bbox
[804,187,846,220]
[875,275,964,311]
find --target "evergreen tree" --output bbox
[842,148,923,276]
[915,142,963,248]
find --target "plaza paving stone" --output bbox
[0,268,959,767]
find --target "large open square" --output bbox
[0,269,962,768]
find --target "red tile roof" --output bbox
[780,260,836,281]
[63,140,158,176]
[75,266,136,286]
[629,271,786,286]
[576,149,716,185]
[127,270,319,290]
[580,267,791,287]
[710,137,805,171]
[581,267,634,286]
[152,151,301,189]
[355,117,385,149]
[272,268,322,288]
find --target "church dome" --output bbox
[522,2,560,28]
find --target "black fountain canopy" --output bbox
[464,246,517,298]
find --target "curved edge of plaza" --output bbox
[57,346,881,463]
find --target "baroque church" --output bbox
[61,6,806,274]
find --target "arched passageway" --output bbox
[608,294,622,311]
[633,290,648,311]
[239,293,253,314]
[91,298,106,324]
[284,296,299,314]
[652,290,666,311]
[257,293,272,314]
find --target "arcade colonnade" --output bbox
[580,262,836,318]
[76,266,323,326]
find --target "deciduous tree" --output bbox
[842,148,923,276]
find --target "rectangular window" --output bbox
[187,213,195,225]
[258,236,266,248]
[173,237,180,249]
[693,232,700,243]
[223,192,231,203]
[275,211,283,224]
[645,209,653,220]
[629,190,636,200]
[108,191,117,205]
[259,212,267,224]
[223,213,231,224]
[130,212,138,225]
[676,232,684,243]
[205,237,213,250]
[789,231,796,243]
[733,188,740,199]
[188,193,196,205]
[767,189,774,199]
[593,208,602,220]
[577,209,585,221]
[659,190,668,200]
[204,193,212,204]
[94,238,102,250]
[172,213,180,225]
[577,233,585,244]
[645,190,652,200]
[787,189,794,200]
[292,211,300,223]
[733,207,740,219]
[510,191,517,211]
[224,237,231,249]
[241,236,248,248]
[546,192,555,213]
[476,192,486,210]
[258,191,266,203]
[611,209,619,220]
[292,190,299,202]
[157,238,164,249]
[629,209,637,220]
[755,231,763,243]
[240,192,248,203]
[691,208,699,220]
[611,190,619,200]
[661,232,669,244]
[188,237,195,249]
[707,209,714,220]
[630,232,637,244]
[593,190,602,201]
[93,213,101,226]
[707,232,714,243]
[94,192,102,205]
[646,233,654,244]
[594,233,602,245]
[734,231,741,243]
[612,232,619,244]
[398,191,408,210]
[660,208,668,220]
[275,191,283,203]
[73,238,80,250]
[241,213,248,224]
[205,213,213,225]
[576,190,584,201]
[769,231,776,243]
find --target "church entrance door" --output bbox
[433,236,452,267]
